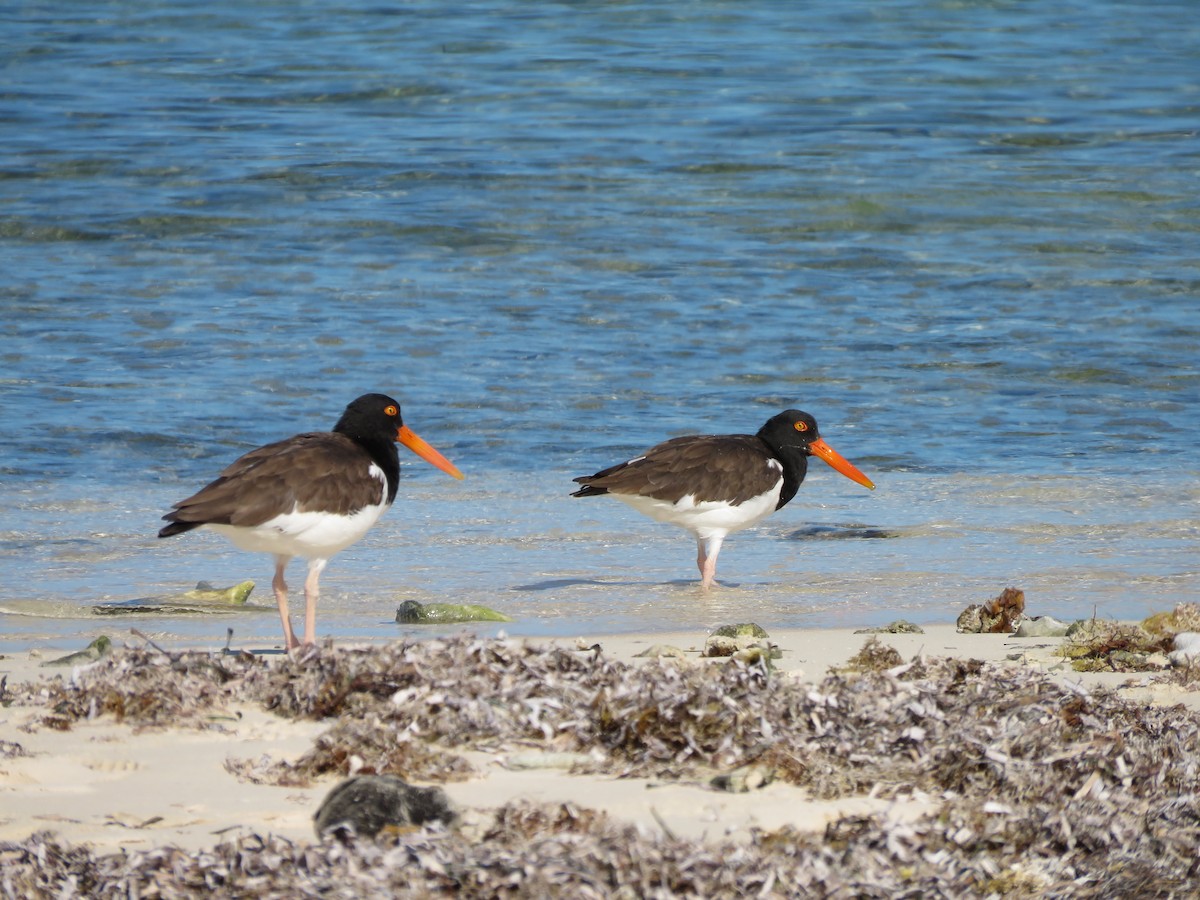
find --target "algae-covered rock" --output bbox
[704,623,781,661]
[182,580,255,604]
[395,600,513,624]
[956,587,1026,634]
[1142,604,1200,638]
[710,623,769,640]
[704,623,777,659]
[92,581,256,615]
[41,636,112,667]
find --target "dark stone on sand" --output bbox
[314,775,457,839]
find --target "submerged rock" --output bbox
[395,600,513,624]
[41,635,112,667]
[92,581,256,615]
[314,775,457,839]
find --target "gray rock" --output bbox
[314,775,456,839]
[1014,616,1070,638]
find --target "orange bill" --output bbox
[397,425,465,479]
[808,437,875,490]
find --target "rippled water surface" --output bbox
[2,1,1197,650]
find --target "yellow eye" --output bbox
[794,420,809,433]
[384,405,398,417]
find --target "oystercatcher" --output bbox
[159,393,464,649]
[571,409,874,589]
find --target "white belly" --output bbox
[208,500,389,561]
[615,483,782,542]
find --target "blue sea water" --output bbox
[1,0,1197,651]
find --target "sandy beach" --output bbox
[3,619,1199,896]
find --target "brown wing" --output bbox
[572,434,781,505]
[161,432,385,530]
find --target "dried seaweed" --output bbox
[9,646,262,731]
[1058,620,1173,673]
[7,636,1200,897]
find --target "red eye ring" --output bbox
[384,405,398,417]
[794,421,809,433]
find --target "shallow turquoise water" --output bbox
[1,1,1197,650]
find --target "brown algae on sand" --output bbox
[7,635,1200,895]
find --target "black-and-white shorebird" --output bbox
[571,409,874,588]
[159,393,464,649]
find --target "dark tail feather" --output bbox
[158,519,202,539]
[570,479,609,498]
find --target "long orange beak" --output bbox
[397,425,465,480]
[808,437,875,490]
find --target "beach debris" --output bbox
[313,775,457,840]
[40,635,113,667]
[12,644,259,731]
[841,636,904,672]
[395,600,513,624]
[1141,603,1200,638]
[1167,632,1200,667]
[0,739,28,759]
[704,623,778,659]
[710,764,774,793]
[7,636,1200,895]
[227,714,476,787]
[955,587,1025,634]
[854,620,924,635]
[1058,619,1170,672]
[92,580,256,616]
[633,644,688,659]
[1013,615,1070,638]
[503,751,597,771]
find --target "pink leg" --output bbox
[272,556,300,650]
[697,535,724,590]
[301,558,327,646]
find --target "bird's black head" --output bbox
[758,409,875,491]
[334,393,405,444]
[335,393,465,481]
[756,409,821,453]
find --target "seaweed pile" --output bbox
[5,637,1200,896]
